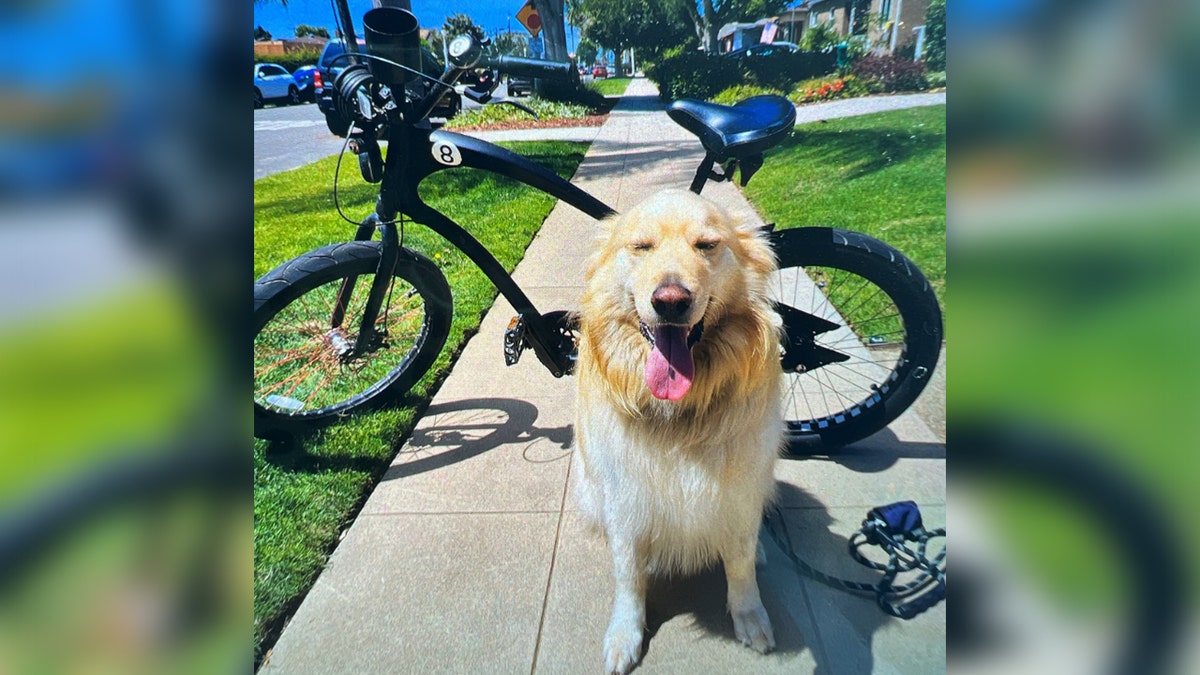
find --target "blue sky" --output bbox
[253,0,584,46]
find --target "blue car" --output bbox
[292,65,320,103]
[254,63,300,108]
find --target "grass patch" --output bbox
[742,105,946,312]
[590,77,631,97]
[444,96,606,130]
[252,141,589,665]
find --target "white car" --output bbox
[254,63,300,108]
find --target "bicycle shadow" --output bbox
[378,397,572,481]
[256,396,572,478]
[636,481,900,673]
[786,427,946,473]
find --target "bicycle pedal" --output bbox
[504,315,527,366]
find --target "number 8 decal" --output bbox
[432,140,462,166]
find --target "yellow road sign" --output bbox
[516,1,541,38]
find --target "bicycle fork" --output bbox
[329,212,400,361]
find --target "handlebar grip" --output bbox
[481,55,574,81]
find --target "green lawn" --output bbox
[590,77,632,97]
[444,96,604,129]
[743,104,946,312]
[252,141,589,665]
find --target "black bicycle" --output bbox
[252,2,943,449]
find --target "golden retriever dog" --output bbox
[571,189,784,673]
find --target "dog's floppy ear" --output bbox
[586,212,623,279]
[732,218,778,276]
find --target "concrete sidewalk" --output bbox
[260,78,945,674]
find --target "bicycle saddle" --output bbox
[666,95,796,160]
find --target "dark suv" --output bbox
[316,38,461,136]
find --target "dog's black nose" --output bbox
[651,283,693,323]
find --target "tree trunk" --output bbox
[702,0,718,52]
[533,0,568,62]
[532,0,575,98]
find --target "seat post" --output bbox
[688,153,717,194]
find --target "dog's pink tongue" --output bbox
[645,325,694,401]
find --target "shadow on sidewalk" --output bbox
[379,397,572,481]
[637,481,899,673]
[785,427,946,473]
[612,93,666,113]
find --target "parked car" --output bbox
[314,38,366,104]
[508,74,533,97]
[725,42,800,61]
[254,63,301,108]
[292,65,320,103]
[591,65,608,78]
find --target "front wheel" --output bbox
[770,228,943,450]
[253,242,453,437]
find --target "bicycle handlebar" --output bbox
[479,54,575,82]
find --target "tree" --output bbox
[428,13,486,59]
[668,0,789,52]
[254,25,273,41]
[576,38,599,66]
[578,0,693,59]
[922,0,945,71]
[295,24,330,39]
[493,31,530,57]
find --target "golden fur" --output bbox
[571,189,784,673]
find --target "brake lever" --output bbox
[462,87,493,105]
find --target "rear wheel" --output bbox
[770,228,942,450]
[253,242,452,437]
[253,87,263,109]
[286,85,300,106]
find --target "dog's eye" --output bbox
[631,242,654,252]
[695,239,720,251]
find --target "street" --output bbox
[254,81,518,180]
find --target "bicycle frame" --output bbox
[343,122,616,378]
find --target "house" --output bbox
[717,21,766,53]
[800,0,930,55]
[771,7,811,45]
[717,6,811,54]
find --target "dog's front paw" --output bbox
[731,603,776,654]
[603,620,643,674]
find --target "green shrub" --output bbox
[925,70,946,89]
[850,54,928,93]
[710,84,786,105]
[646,52,743,100]
[742,51,838,90]
[923,0,946,72]
[648,49,837,101]
[254,48,323,74]
[800,22,840,52]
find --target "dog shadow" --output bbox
[639,480,909,673]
